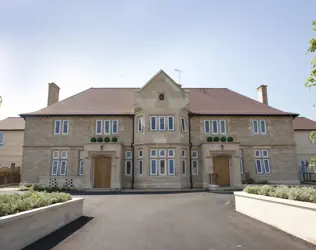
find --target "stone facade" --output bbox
[21,72,300,189]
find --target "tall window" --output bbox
[150,148,176,176]
[181,150,186,175]
[51,150,68,176]
[104,120,111,134]
[220,120,226,134]
[54,120,69,135]
[125,151,132,176]
[137,117,143,133]
[212,120,218,134]
[95,120,119,135]
[181,117,186,132]
[96,120,102,134]
[255,149,270,174]
[159,116,165,131]
[252,120,267,135]
[204,120,226,134]
[79,151,84,176]
[138,149,143,175]
[150,116,157,131]
[112,120,118,134]
[167,116,174,130]
[204,120,210,134]
[239,149,244,174]
[0,131,3,146]
[191,150,199,175]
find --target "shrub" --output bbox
[104,137,110,142]
[97,137,103,142]
[213,136,220,142]
[0,191,72,217]
[243,185,261,194]
[207,136,213,142]
[258,185,275,196]
[111,137,118,142]
[90,137,97,142]
[274,185,290,199]
[220,136,227,142]
[227,136,234,142]
[247,178,255,184]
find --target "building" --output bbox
[0,117,25,170]
[20,70,299,189]
[293,117,316,181]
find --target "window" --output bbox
[239,149,244,174]
[255,149,270,174]
[150,148,176,176]
[112,120,118,134]
[150,116,157,131]
[138,149,143,175]
[204,120,210,134]
[182,150,186,158]
[159,116,165,131]
[191,150,199,175]
[252,120,267,135]
[125,160,132,176]
[51,150,68,176]
[96,120,102,135]
[62,120,69,135]
[182,150,186,175]
[181,117,186,132]
[125,151,132,159]
[212,120,218,134]
[79,151,84,176]
[220,120,226,134]
[138,149,143,158]
[104,120,110,134]
[167,116,174,130]
[0,131,3,146]
[137,117,143,133]
[54,120,61,135]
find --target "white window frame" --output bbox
[167,116,175,131]
[220,120,226,135]
[59,160,67,175]
[239,149,244,174]
[204,120,210,134]
[159,149,166,157]
[104,120,111,135]
[191,150,198,159]
[54,120,61,135]
[181,150,186,158]
[138,149,143,158]
[150,159,158,175]
[79,159,84,176]
[96,120,102,135]
[150,149,157,158]
[125,151,132,159]
[0,131,3,146]
[62,120,69,135]
[181,159,186,175]
[212,120,218,134]
[260,120,267,135]
[159,159,167,175]
[137,117,143,133]
[191,159,199,175]
[252,120,259,134]
[125,160,132,176]
[255,149,270,174]
[159,116,165,131]
[168,149,175,158]
[53,151,59,159]
[255,159,263,174]
[150,116,157,131]
[61,151,68,159]
[181,117,186,132]
[112,120,119,135]
[138,159,143,175]
[51,160,59,175]
[168,159,175,175]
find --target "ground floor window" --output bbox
[125,150,132,176]
[150,148,176,176]
[254,149,270,174]
[239,149,244,174]
[181,149,186,175]
[191,150,199,175]
[51,150,68,176]
[138,149,143,175]
[79,150,84,176]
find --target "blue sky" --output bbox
[0,0,315,120]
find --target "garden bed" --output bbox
[235,185,316,245]
[0,191,84,250]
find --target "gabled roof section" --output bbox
[138,69,182,92]
[0,117,25,130]
[293,117,316,131]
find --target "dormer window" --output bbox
[159,93,165,100]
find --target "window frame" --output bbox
[125,151,132,159]
[159,149,166,158]
[219,120,226,135]
[204,120,210,134]
[96,120,102,135]
[252,120,259,134]
[191,150,198,159]
[125,160,132,176]
[181,150,186,158]
[54,120,61,135]
[104,120,111,135]
[212,120,219,134]
[260,120,267,135]
[59,160,67,175]
[239,149,244,174]
[0,131,3,146]
[255,149,270,174]
[112,120,119,135]
[167,116,175,131]
[150,149,157,158]
[150,116,157,131]
[159,159,167,175]
[159,116,166,131]
[150,159,158,175]
[168,159,175,175]
[62,120,69,135]
[191,159,199,175]
[138,159,143,175]
[168,149,175,158]
[138,149,143,158]
[51,160,59,176]
[181,117,186,132]
[181,159,186,175]
[79,151,84,176]
[137,117,143,133]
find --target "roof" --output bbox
[19,71,298,117]
[0,117,25,130]
[293,117,316,131]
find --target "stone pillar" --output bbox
[82,153,93,189]
[230,154,243,188]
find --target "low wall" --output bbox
[234,191,316,245]
[0,197,84,250]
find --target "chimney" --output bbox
[257,85,268,105]
[47,82,60,106]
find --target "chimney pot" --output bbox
[47,82,60,106]
[257,85,268,105]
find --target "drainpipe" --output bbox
[131,116,135,189]
[188,114,193,189]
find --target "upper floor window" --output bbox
[150,116,157,131]
[150,116,174,131]
[252,120,267,135]
[96,120,102,134]
[51,150,68,176]
[255,149,270,174]
[0,131,3,146]
[112,120,118,134]
[204,120,210,134]
[212,120,218,134]
[95,120,119,135]
[159,116,165,131]
[137,117,143,133]
[104,120,111,134]
[54,120,69,135]
[181,117,186,132]
[167,116,175,130]
[204,120,226,134]
[220,120,226,134]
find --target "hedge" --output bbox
[0,191,72,217]
[243,185,316,203]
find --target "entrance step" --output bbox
[208,184,243,194]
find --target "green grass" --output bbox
[0,191,72,217]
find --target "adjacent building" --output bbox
[20,70,300,189]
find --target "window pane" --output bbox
[96,120,102,134]
[212,120,218,134]
[168,149,175,157]
[262,150,268,158]
[253,120,259,134]
[159,149,166,157]
[159,116,165,130]
[255,150,261,157]
[159,159,166,175]
[60,160,67,175]
[112,120,118,134]
[240,159,244,174]
[138,160,143,175]
[51,160,58,175]
[53,151,59,159]
[104,120,110,134]
[150,149,157,157]
[62,120,69,134]
[181,118,186,132]
[79,159,84,175]
[150,117,156,130]
[182,160,186,175]
[192,151,198,158]
[182,150,186,158]
[220,120,226,134]
[125,161,132,175]
[125,151,132,159]
[192,160,198,175]
[138,117,143,132]
[204,120,210,134]
[260,120,266,134]
[54,120,61,134]
[168,159,175,175]
[0,132,3,145]
[255,159,262,173]
[150,159,157,175]
[138,150,143,158]
[263,159,270,173]
[168,116,174,130]
[61,151,68,159]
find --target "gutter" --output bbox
[131,117,135,189]
[188,113,193,189]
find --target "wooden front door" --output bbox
[94,157,112,188]
[213,156,230,186]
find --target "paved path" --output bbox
[25,193,314,250]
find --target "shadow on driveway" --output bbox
[22,216,93,250]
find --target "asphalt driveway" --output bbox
[25,192,314,250]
